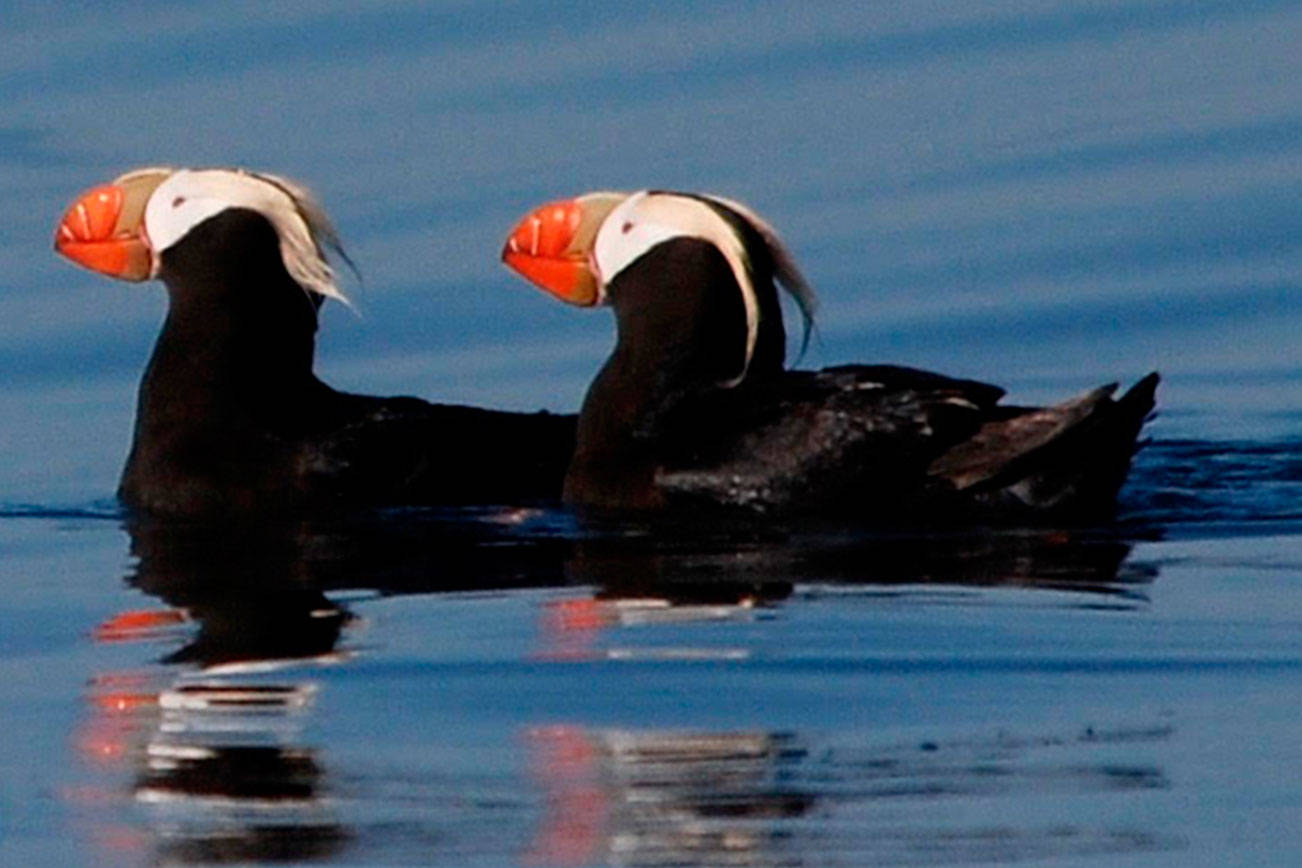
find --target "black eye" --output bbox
[621,221,633,234]
[172,196,186,208]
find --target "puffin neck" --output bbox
[152,207,322,392]
[128,206,334,482]
[564,237,785,506]
[117,208,336,515]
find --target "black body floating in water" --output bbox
[502,190,1158,520]
[55,167,574,517]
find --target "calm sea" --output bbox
[2,2,1300,865]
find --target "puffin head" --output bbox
[54,166,350,304]
[502,190,816,384]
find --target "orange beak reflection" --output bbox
[54,170,169,281]
[501,192,626,306]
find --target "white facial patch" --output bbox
[593,192,760,386]
[142,169,348,303]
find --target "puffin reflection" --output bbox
[523,722,1174,867]
[526,726,811,867]
[566,517,1156,601]
[81,510,575,864]
[83,519,360,864]
[543,521,1155,660]
[76,509,1158,864]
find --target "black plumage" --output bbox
[121,207,574,516]
[555,207,1157,520]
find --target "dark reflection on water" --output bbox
[567,521,1154,606]
[68,509,1167,865]
[83,523,354,862]
[81,668,346,864]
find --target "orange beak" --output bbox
[501,192,626,306]
[54,170,169,281]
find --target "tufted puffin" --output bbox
[55,167,574,517]
[501,190,1158,520]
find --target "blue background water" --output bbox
[1,2,1300,865]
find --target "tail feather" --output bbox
[930,373,1159,519]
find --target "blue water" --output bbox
[2,2,1301,865]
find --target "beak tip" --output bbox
[500,198,609,306]
[53,180,156,280]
